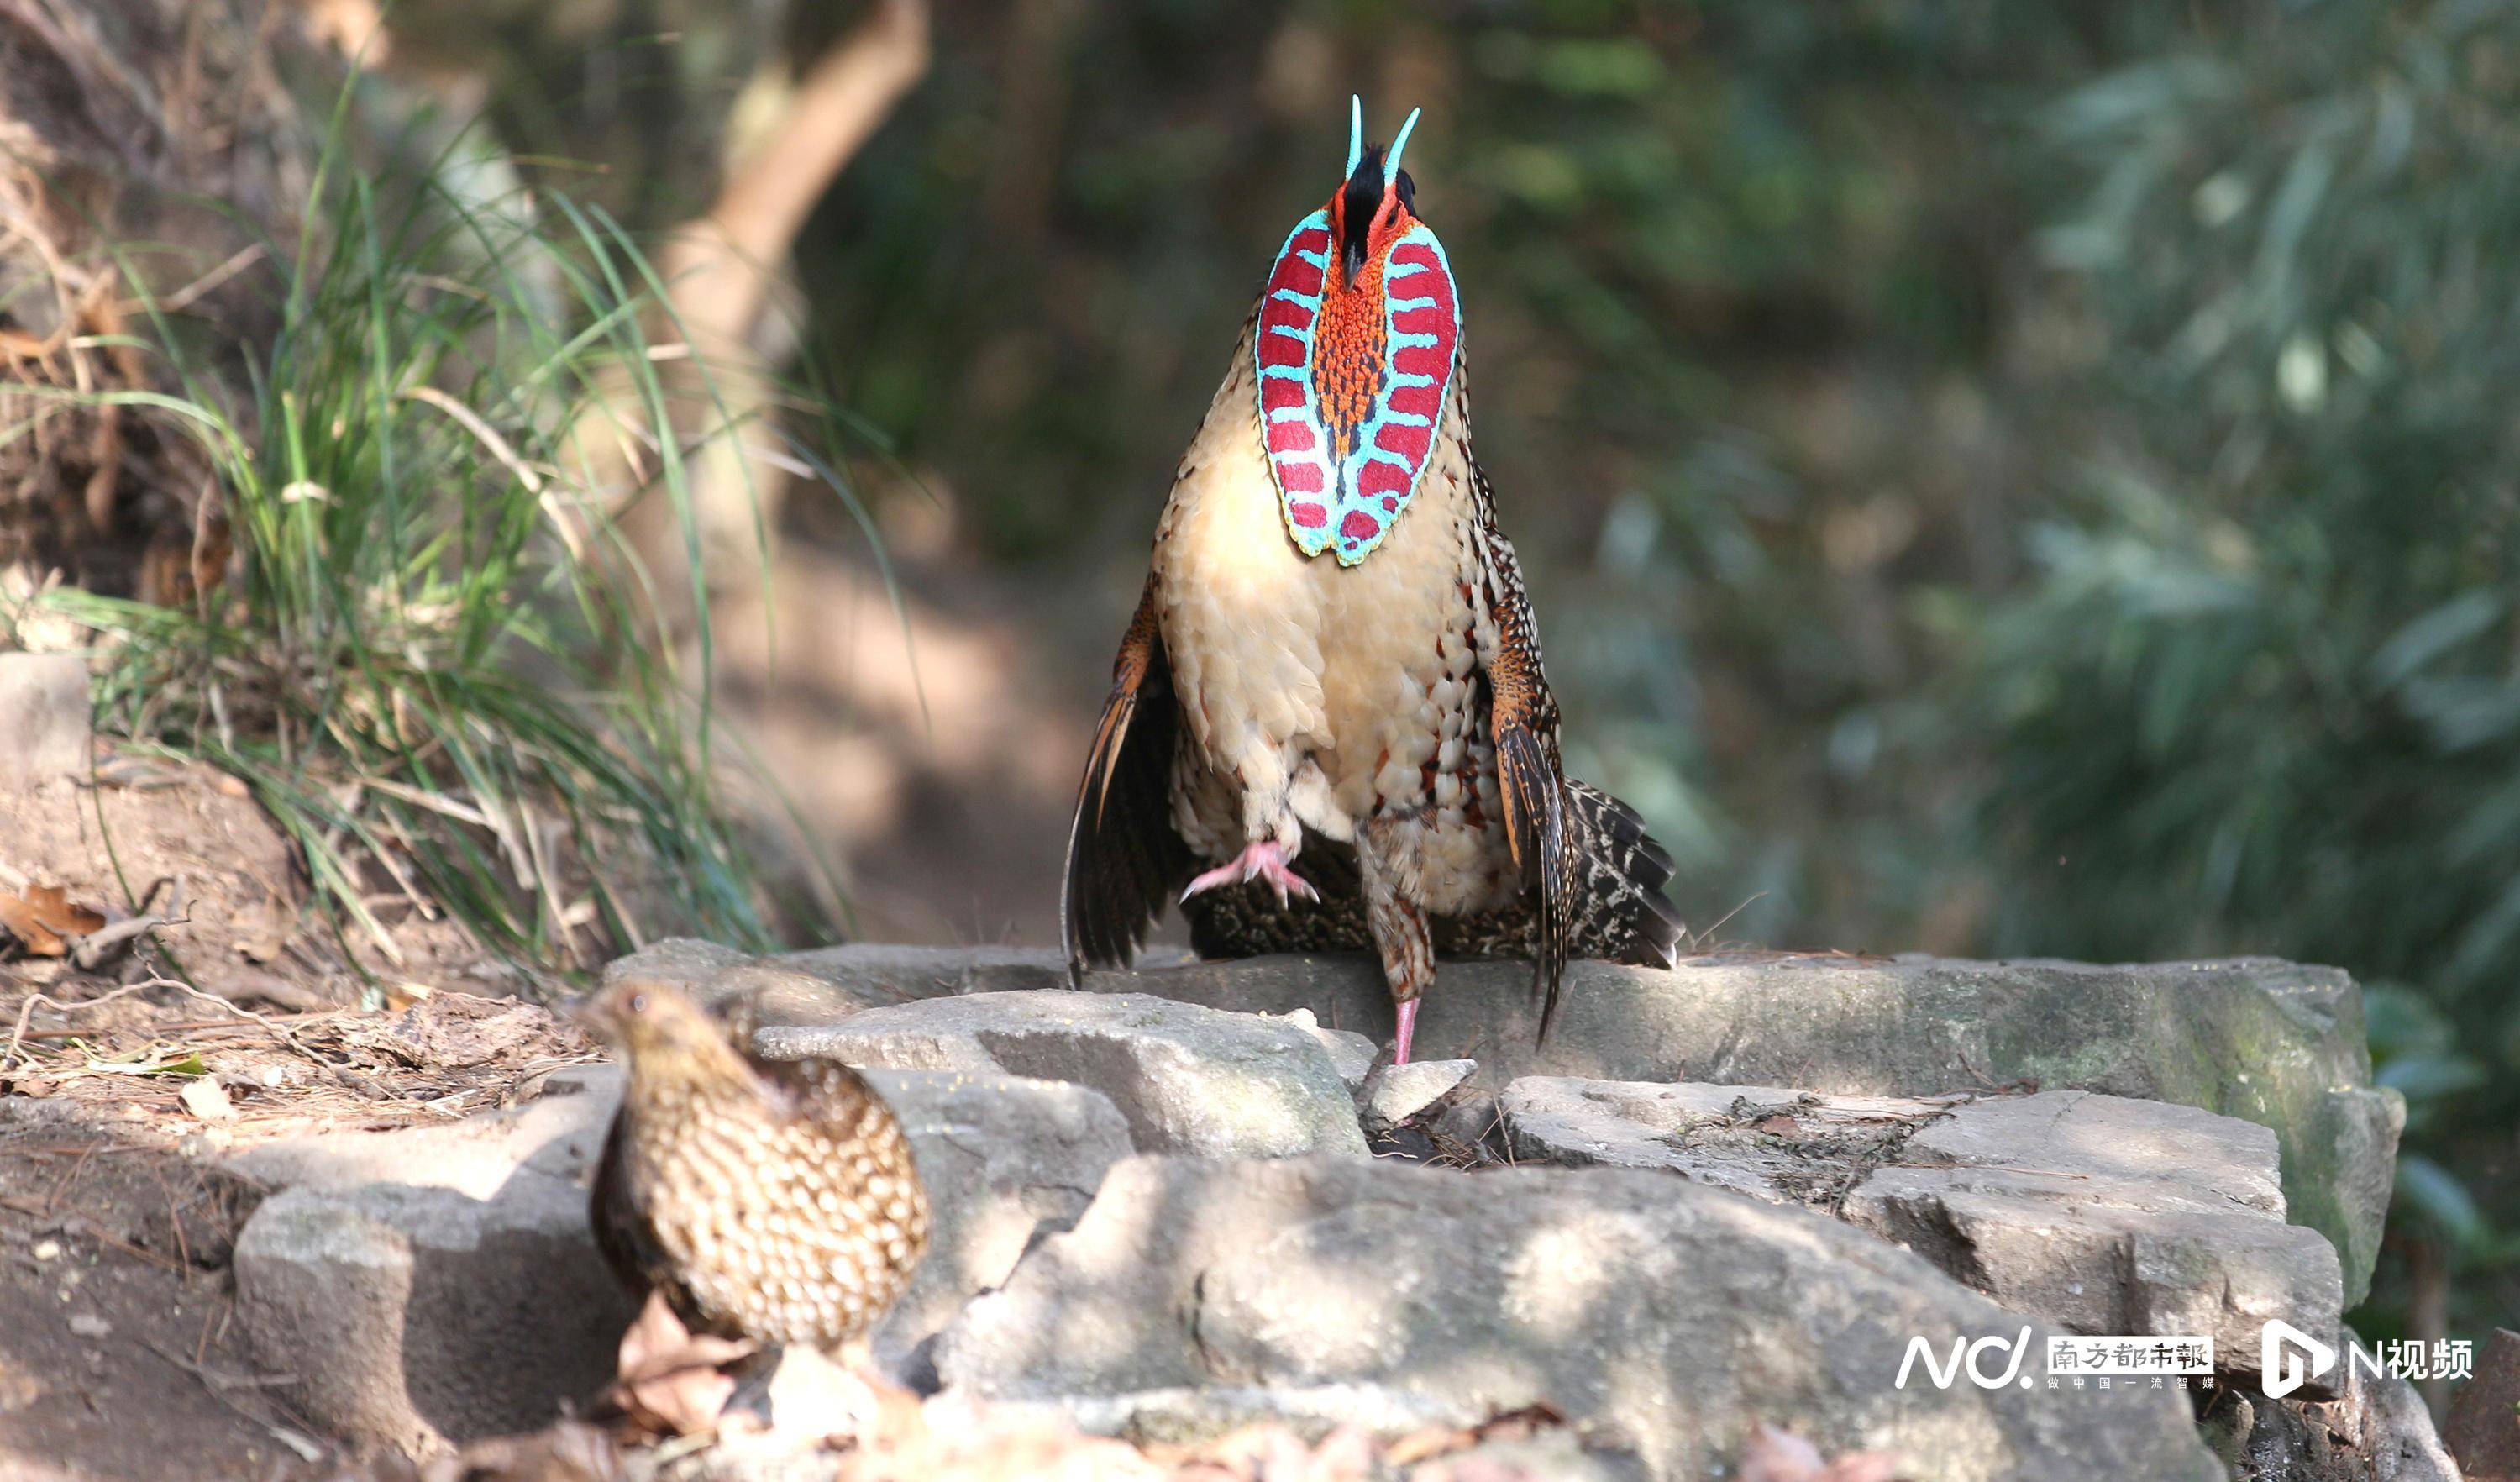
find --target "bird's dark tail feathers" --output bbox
[1537,779,1685,1038]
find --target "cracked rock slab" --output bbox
[935,1154,2223,1482]
[1501,1079,2343,1394]
[860,1068,1135,1381]
[1358,1059,1476,1129]
[604,940,1074,1026]
[1499,1078,1974,1204]
[229,1066,620,1200]
[228,1067,633,1453]
[760,990,1367,1159]
[1127,952,2399,1307]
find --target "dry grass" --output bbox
[9,136,856,992]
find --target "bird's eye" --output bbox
[627,992,649,1015]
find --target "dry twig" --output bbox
[3,982,152,1073]
[2,971,322,1074]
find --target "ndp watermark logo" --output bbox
[2260,1320,2332,1399]
[2261,1321,2474,1398]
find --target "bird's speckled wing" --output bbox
[747,1054,890,1137]
[1466,465,1578,1032]
[1063,574,1194,979]
[591,1107,712,1331]
[709,991,911,1152]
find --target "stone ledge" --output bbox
[608,941,2402,1303]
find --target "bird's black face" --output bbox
[1338,145,1419,288]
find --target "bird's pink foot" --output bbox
[1180,839,1320,908]
[1392,997,1419,1067]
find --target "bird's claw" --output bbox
[1181,839,1320,908]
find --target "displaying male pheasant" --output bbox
[1063,99,1683,1064]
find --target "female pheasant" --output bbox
[582,980,928,1351]
[1063,100,1683,1064]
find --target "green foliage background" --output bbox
[459,0,2519,1333]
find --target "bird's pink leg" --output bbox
[1392,998,1420,1067]
[1356,822,1434,1067]
[1180,838,1320,907]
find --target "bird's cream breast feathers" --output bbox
[1153,335,1331,769]
[1152,323,1486,852]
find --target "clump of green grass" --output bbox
[16,121,831,989]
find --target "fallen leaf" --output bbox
[603,1289,754,1438]
[0,325,54,360]
[748,1345,893,1445]
[180,1076,236,1124]
[80,1050,209,1078]
[0,907,61,954]
[836,1390,1167,1481]
[22,885,105,936]
[1383,1405,1569,1466]
[0,885,107,956]
[1756,1114,1803,1137]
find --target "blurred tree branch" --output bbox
[663,0,929,365]
[588,0,930,638]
